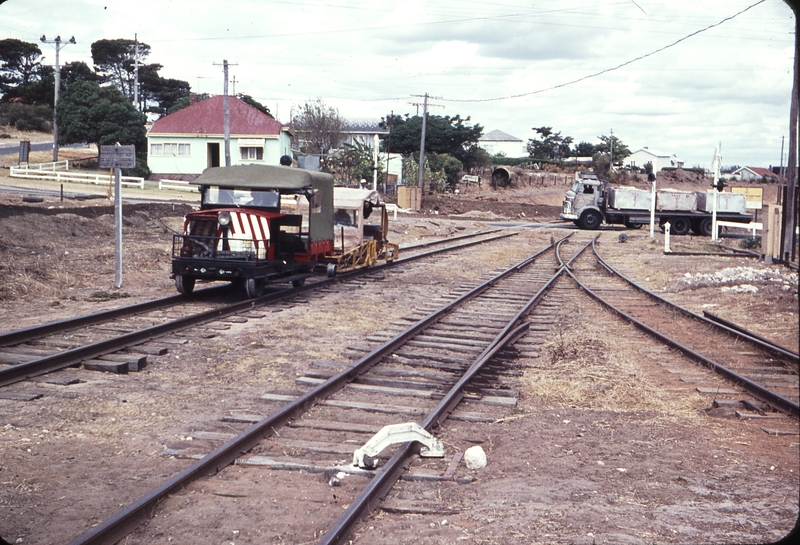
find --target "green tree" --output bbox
[61,61,99,88]
[572,141,595,157]
[292,98,344,155]
[167,92,210,115]
[237,94,271,117]
[137,64,190,117]
[0,38,42,98]
[427,152,463,189]
[594,134,631,164]
[527,126,573,162]
[381,113,482,169]
[323,140,379,186]
[91,38,151,100]
[56,80,146,153]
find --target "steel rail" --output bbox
[400,227,506,251]
[715,244,799,271]
[555,236,572,270]
[64,234,569,545]
[0,229,510,346]
[702,310,798,359]
[592,237,799,364]
[0,232,517,388]
[566,266,799,420]
[318,239,596,545]
[0,286,229,347]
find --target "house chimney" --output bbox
[189,93,198,105]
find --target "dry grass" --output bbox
[518,306,704,420]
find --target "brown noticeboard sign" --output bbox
[99,145,136,168]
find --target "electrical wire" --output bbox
[439,0,772,103]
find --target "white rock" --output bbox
[464,445,487,469]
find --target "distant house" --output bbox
[624,147,683,174]
[147,95,293,180]
[479,130,527,158]
[732,166,782,182]
[341,118,389,149]
[295,118,388,170]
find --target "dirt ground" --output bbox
[0,141,798,544]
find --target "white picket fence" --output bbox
[10,162,144,189]
[158,179,198,192]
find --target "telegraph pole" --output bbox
[214,60,238,167]
[40,34,76,162]
[411,93,443,190]
[610,128,614,171]
[417,93,428,189]
[134,34,139,110]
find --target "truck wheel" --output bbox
[624,221,642,229]
[245,278,265,298]
[578,210,602,230]
[670,217,690,235]
[698,218,719,237]
[175,274,195,295]
[292,277,306,288]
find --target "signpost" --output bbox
[19,140,30,165]
[99,145,136,289]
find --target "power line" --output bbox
[439,0,770,103]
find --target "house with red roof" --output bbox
[732,166,782,182]
[146,95,293,180]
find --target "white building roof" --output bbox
[480,129,523,143]
[631,147,674,158]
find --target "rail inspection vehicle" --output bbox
[172,164,397,298]
[560,173,752,236]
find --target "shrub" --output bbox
[0,102,53,132]
[740,236,761,249]
[15,116,51,132]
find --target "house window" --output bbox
[150,142,191,156]
[240,147,264,161]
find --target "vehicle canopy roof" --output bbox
[333,187,381,210]
[195,165,334,193]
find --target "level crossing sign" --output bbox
[99,145,136,169]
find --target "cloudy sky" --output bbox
[1,0,795,169]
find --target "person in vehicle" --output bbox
[334,209,353,226]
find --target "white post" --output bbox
[649,179,656,238]
[711,143,722,241]
[711,188,719,241]
[114,166,123,288]
[664,222,671,253]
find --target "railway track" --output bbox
[3,229,797,544]
[62,234,591,545]
[567,235,798,420]
[0,229,516,389]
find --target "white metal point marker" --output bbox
[664,222,671,253]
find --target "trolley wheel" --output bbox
[292,277,306,288]
[670,217,691,235]
[175,274,195,295]
[326,263,337,278]
[245,278,265,298]
[578,209,602,230]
